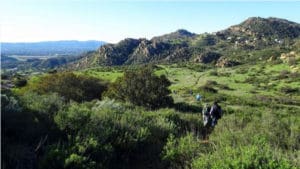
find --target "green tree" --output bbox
[105,67,173,109]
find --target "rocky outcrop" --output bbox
[194,51,221,63]
[221,17,300,39]
[280,51,297,63]
[216,57,240,67]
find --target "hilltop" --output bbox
[70,17,300,69]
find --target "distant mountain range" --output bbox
[1,40,106,70]
[70,17,300,69]
[1,40,106,56]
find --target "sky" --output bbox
[1,0,300,43]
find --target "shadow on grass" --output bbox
[172,102,202,113]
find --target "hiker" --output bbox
[202,103,211,140]
[209,101,222,127]
[196,94,201,101]
[202,103,211,127]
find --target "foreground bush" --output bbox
[162,133,211,169]
[192,143,295,169]
[2,92,65,169]
[40,100,178,169]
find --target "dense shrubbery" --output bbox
[162,133,207,169]
[192,143,295,169]
[105,67,173,109]
[0,91,207,169]
[40,100,199,169]
[161,108,299,169]
[1,92,65,169]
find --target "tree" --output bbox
[105,67,173,109]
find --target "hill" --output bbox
[71,17,300,69]
[219,17,300,39]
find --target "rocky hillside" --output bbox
[71,17,300,69]
[219,17,300,39]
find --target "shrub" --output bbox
[14,78,27,87]
[280,86,299,94]
[236,67,248,74]
[162,133,206,169]
[105,67,173,109]
[34,72,108,102]
[205,80,218,86]
[277,70,290,79]
[49,100,178,169]
[218,83,233,90]
[192,143,295,169]
[209,70,218,76]
[2,93,63,169]
[20,92,65,117]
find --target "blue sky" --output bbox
[1,0,300,43]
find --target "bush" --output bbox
[47,100,178,168]
[218,83,233,90]
[20,92,65,117]
[2,93,63,169]
[280,86,299,94]
[14,78,27,87]
[105,67,173,109]
[236,67,248,74]
[162,133,205,169]
[209,70,218,76]
[205,80,218,86]
[192,143,295,169]
[34,72,108,102]
[277,70,290,79]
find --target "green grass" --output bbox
[153,62,300,108]
[76,68,123,82]
[18,61,299,108]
